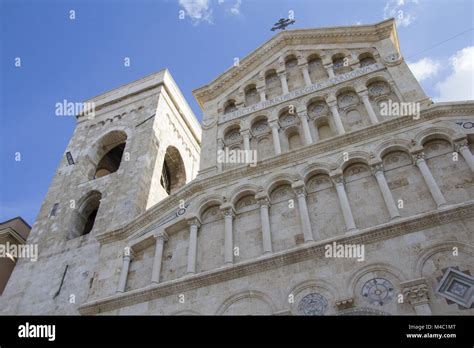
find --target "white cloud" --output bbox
[407,57,441,81]
[435,46,474,102]
[230,0,241,15]
[383,0,418,28]
[179,0,213,24]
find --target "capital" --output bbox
[370,162,384,175]
[410,150,425,164]
[330,171,345,186]
[154,231,169,243]
[291,180,307,196]
[122,246,135,260]
[255,191,270,207]
[400,278,430,306]
[186,216,201,228]
[220,202,235,217]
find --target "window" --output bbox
[161,146,186,195]
[94,143,125,178]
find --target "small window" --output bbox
[49,203,59,217]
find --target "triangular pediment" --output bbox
[193,18,399,108]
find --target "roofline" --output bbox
[0,216,32,229]
[192,18,399,109]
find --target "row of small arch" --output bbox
[202,125,466,215]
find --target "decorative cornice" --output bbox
[78,201,474,315]
[94,101,474,245]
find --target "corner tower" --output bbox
[0,70,201,314]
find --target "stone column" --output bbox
[456,140,474,172]
[292,181,316,242]
[326,98,345,135]
[297,109,313,145]
[220,203,235,265]
[324,62,335,78]
[412,151,447,208]
[186,217,201,274]
[359,90,379,124]
[269,120,282,155]
[241,129,251,152]
[255,192,272,254]
[257,85,266,102]
[151,232,168,284]
[117,247,134,293]
[217,138,224,173]
[332,174,357,232]
[278,71,289,95]
[371,163,401,220]
[401,278,432,315]
[300,63,312,86]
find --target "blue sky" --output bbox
[1,0,473,225]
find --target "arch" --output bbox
[215,290,277,315]
[413,126,459,148]
[264,69,282,99]
[346,262,408,296]
[358,52,377,67]
[244,84,259,106]
[196,195,224,220]
[287,279,339,316]
[230,184,260,206]
[265,173,297,195]
[374,139,411,160]
[413,241,474,278]
[69,190,102,239]
[286,127,302,150]
[87,129,129,180]
[335,150,371,171]
[223,99,237,114]
[301,162,333,185]
[161,146,186,195]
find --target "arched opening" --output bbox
[332,54,351,75]
[285,55,302,91]
[317,121,332,140]
[161,146,186,195]
[89,130,128,180]
[95,143,125,178]
[358,53,376,67]
[287,129,302,150]
[244,84,259,106]
[224,100,237,114]
[307,55,327,82]
[265,69,282,99]
[69,191,102,239]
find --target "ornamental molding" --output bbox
[219,63,385,124]
[79,201,474,315]
[193,20,397,107]
[94,102,474,245]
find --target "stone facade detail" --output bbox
[0,19,473,316]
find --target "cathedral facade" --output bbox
[1,19,473,315]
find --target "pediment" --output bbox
[193,19,398,107]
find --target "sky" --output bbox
[1,0,473,225]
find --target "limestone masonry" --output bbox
[1,19,473,315]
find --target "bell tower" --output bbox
[0,70,201,314]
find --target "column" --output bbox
[298,111,313,145]
[292,181,316,242]
[359,90,379,124]
[332,175,357,232]
[220,204,234,265]
[269,120,282,155]
[456,140,474,172]
[117,247,134,293]
[300,63,312,86]
[372,163,401,220]
[257,85,266,102]
[324,63,335,78]
[327,99,345,135]
[412,152,447,208]
[278,71,289,95]
[256,193,272,254]
[401,278,432,315]
[241,129,251,152]
[186,217,201,274]
[151,232,168,284]
[217,138,224,173]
